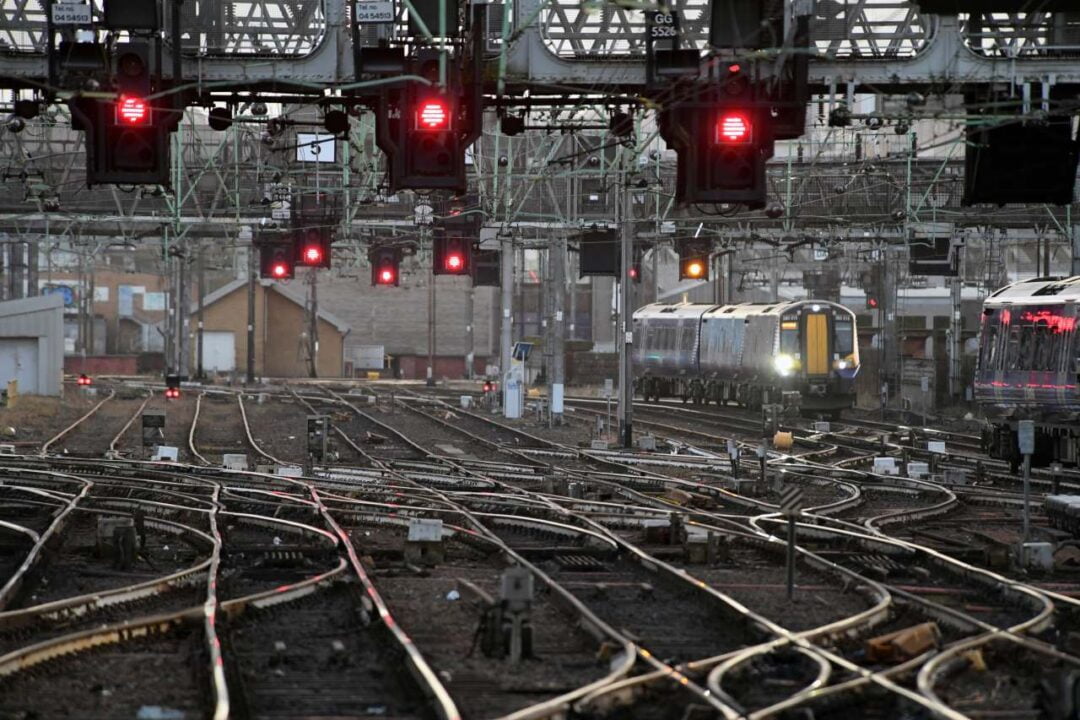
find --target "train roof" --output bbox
[984,276,1080,306]
[702,300,851,320]
[633,300,853,322]
[632,303,715,320]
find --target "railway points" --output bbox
[6,0,1080,715]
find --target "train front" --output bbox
[773,301,860,414]
[974,278,1080,467]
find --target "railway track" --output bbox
[6,377,1080,718]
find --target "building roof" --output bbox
[0,293,64,317]
[191,278,351,335]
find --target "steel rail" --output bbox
[107,391,154,457]
[236,392,288,466]
[0,474,91,611]
[202,482,230,720]
[305,486,463,720]
[39,389,116,456]
[188,392,212,466]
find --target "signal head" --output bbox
[715,112,750,144]
[117,95,150,125]
[417,99,450,131]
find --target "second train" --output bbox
[632,300,860,417]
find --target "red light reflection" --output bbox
[1020,309,1076,334]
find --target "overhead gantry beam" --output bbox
[2,1,1080,92]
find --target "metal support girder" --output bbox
[503,8,1080,88]
[3,2,1080,88]
[0,0,349,86]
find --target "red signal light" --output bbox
[716,112,750,143]
[117,96,149,125]
[868,297,879,309]
[302,245,323,264]
[417,100,449,130]
[271,261,290,278]
[379,268,395,284]
[77,374,92,386]
[165,387,180,399]
[445,253,464,272]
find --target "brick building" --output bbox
[191,278,350,378]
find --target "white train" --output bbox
[975,276,1080,467]
[632,300,860,417]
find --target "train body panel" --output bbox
[632,300,859,415]
[974,276,1080,467]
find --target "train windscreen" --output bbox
[980,305,1077,373]
[835,317,854,355]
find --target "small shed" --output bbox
[191,278,351,378]
[0,294,65,395]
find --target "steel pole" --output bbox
[465,281,475,379]
[246,242,256,385]
[552,236,566,424]
[197,242,205,379]
[949,274,961,399]
[618,176,634,448]
[500,234,514,411]
[427,228,436,387]
[1023,453,1031,545]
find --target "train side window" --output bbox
[1005,322,1022,368]
[982,311,1000,371]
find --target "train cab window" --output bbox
[835,319,854,355]
[780,321,798,354]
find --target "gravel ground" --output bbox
[112,393,200,462]
[357,526,610,718]
[636,542,873,633]
[57,392,150,457]
[0,391,100,450]
[0,624,209,719]
[191,393,253,465]
[12,510,202,609]
[223,582,425,719]
[241,394,310,465]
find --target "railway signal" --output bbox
[164,374,181,400]
[678,241,710,281]
[77,374,93,386]
[370,246,402,286]
[658,82,773,208]
[373,49,482,193]
[578,229,619,277]
[66,38,181,187]
[861,266,884,310]
[295,228,332,269]
[630,243,647,284]
[433,234,472,276]
[260,241,295,280]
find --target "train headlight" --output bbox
[837,359,849,370]
[774,354,795,376]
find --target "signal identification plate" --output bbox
[355,1,394,23]
[52,2,92,24]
